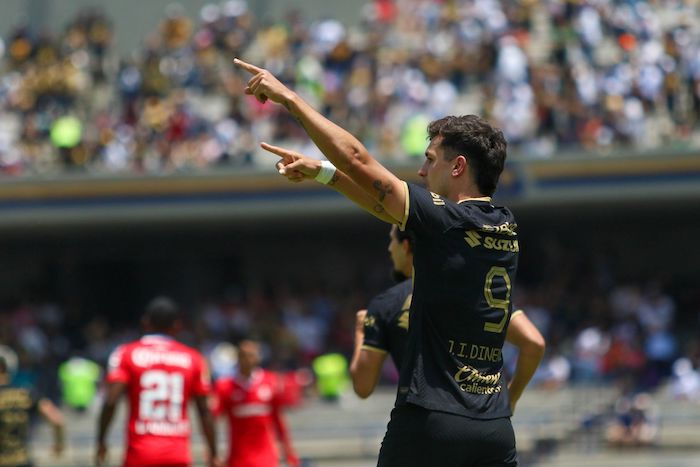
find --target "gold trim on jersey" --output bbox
[399,181,410,231]
[430,192,446,206]
[397,294,412,330]
[457,196,492,204]
[361,345,388,354]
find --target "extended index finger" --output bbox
[233,57,263,75]
[260,142,297,162]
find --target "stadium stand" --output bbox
[3,1,700,175]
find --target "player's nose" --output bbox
[418,162,427,177]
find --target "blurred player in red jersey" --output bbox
[213,338,300,467]
[96,297,222,467]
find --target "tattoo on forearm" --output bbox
[328,172,340,186]
[372,180,393,202]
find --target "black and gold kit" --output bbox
[362,279,412,370]
[0,384,37,467]
[397,182,519,420]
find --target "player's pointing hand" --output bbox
[261,142,323,183]
[234,58,295,106]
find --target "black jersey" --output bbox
[0,384,37,467]
[362,279,412,370]
[397,182,519,419]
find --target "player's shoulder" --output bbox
[214,376,234,391]
[367,280,412,326]
[406,183,506,230]
[374,279,412,304]
[171,340,204,355]
[460,199,515,220]
[169,341,207,367]
[394,278,413,296]
[258,369,278,383]
[106,340,140,371]
[109,339,139,359]
[368,281,408,314]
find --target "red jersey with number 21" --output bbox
[106,335,210,466]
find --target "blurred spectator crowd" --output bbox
[1,243,699,406]
[503,239,700,401]
[3,0,700,175]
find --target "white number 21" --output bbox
[139,370,184,422]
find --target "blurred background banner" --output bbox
[2,152,700,225]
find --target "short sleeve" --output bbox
[362,296,390,354]
[401,182,461,235]
[105,345,130,384]
[273,371,303,408]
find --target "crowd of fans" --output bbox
[505,252,695,395]
[2,0,700,176]
[1,239,699,406]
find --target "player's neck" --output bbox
[237,367,257,379]
[447,180,485,203]
[454,189,487,202]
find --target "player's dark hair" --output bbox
[144,296,180,332]
[428,115,507,196]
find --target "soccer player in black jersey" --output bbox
[351,227,545,408]
[350,225,415,398]
[236,58,545,466]
[0,356,65,467]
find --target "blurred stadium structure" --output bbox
[1,1,700,466]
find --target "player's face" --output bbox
[387,226,403,268]
[387,226,408,280]
[418,136,451,195]
[237,341,261,373]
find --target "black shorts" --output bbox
[377,404,518,467]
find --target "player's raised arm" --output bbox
[234,58,407,224]
[261,143,400,224]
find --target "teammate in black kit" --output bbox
[235,58,545,466]
[0,356,65,467]
[350,225,415,398]
[351,225,545,415]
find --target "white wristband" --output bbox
[314,160,337,184]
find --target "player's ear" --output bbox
[452,155,467,177]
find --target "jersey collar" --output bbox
[233,368,263,387]
[140,334,174,343]
[457,196,492,204]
